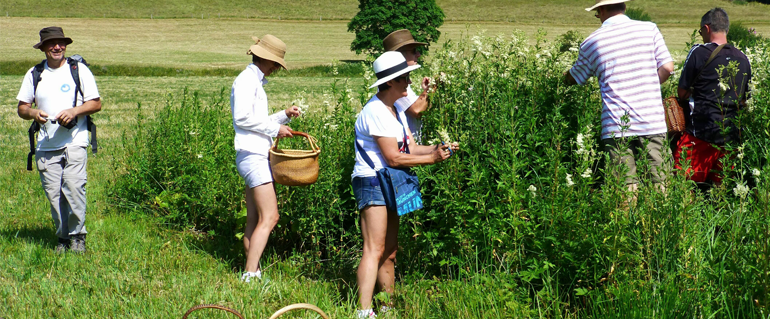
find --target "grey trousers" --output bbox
[36,146,88,239]
[602,133,671,185]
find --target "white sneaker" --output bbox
[356,309,376,318]
[240,270,262,283]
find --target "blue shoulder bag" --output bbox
[355,114,423,216]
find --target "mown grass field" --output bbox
[2,16,770,70]
[2,1,770,318]
[2,0,770,23]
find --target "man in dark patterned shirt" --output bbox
[676,8,752,184]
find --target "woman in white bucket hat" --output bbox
[351,51,459,318]
[231,34,301,282]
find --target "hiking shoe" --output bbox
[240,270,262,283]
[356,309,377,319]
[56,238,70,254]
[70,234,86,254]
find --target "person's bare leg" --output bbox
[357,205,388,310]
[376,210,400,299]
[244,183,279,273]
[243,187,257,252]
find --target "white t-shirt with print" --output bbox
[393,85,422,143]
[352,95,411,179]
[16,61,100,151]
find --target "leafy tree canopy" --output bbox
[347,0,445,56]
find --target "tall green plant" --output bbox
[347,0,445,56]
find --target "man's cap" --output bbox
[247,34,288,69]
[585,0,632,11]
[33,26,73,49]
[383,29,428,52]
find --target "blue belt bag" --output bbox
[355,115,423,216]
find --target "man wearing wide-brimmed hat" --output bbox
[383,29,435,144]
[230,34,301,283]
[565,0,675,203]
[17,26,102,254]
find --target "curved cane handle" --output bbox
[272,131,320,153]
[182,304,245,319]
[268,303,330,319]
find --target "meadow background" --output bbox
[1,0,769,318]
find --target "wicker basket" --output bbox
[182,303,330,319]
[269,130,321,186]
[664,96,686,134]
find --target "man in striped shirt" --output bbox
[566,0,675,197]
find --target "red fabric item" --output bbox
[674,132,726,183]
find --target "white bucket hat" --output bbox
[585,0,632,11]
[369,51,421,89]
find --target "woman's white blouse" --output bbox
[231,64,290,155]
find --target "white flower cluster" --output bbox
[566,173,575,187]
[733,182,750,199]
[292,93,310,114]
[528,184,537,197]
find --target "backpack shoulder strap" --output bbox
[67,57,98,154]
[31,60,46,97]
[67,57,84,105]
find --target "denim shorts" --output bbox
[352,176,386,210]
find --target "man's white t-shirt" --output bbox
[16,61,100,151]
[352,95,411,179]
[393,86,422,143]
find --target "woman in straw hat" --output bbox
[231,34,300,282]
[351,51,459,318]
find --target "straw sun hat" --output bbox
[369,51,421,89]
[585,0,632,11]
[247,34,287,69]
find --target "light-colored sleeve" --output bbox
[269,110,290,125]
[78,63,100,103]
[569,39,595,86]
[652,26,673,68]
[231,79,282,137]
[16,67,35,104]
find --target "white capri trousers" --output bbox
[236,151,274,189]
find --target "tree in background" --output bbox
[348,0,445,56]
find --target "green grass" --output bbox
[2,0,770,23]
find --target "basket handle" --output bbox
[268,303,330,319]
[182,304,245,319]
[272,130,320,153]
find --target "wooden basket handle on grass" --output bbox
[182,304,245,319]
[182,303,330,319]
[272,130,320,153]
[268,303,330,319]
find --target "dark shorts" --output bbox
[352,176,386,210]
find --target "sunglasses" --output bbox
[395,74,411,82]
[698,24,708,35]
